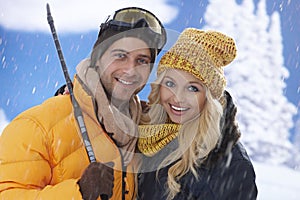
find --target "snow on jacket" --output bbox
[0,76,137,199]
[137,91,258,200]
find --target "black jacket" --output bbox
[138,91,258,200]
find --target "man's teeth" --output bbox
[171,105,188,111]
[118,78,133,85]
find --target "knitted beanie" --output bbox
[157,28,237,100]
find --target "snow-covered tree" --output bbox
[203,0,298,166]
[293,115,300,151]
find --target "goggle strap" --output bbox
[98,15,111,37]
[104,15,111,23]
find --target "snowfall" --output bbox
[1,117,300,199]
[1,0,300,199]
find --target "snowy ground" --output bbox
[253,162,300,199]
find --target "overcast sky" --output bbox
[0,0,178,33]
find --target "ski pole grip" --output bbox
[100,194,109,200]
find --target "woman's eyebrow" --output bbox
[189,81,205,90]
[163,75,174,80]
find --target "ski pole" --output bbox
[46,3,96,163]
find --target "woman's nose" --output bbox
[172,88,185,103]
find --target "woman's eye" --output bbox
[188,85,199,92]
[165,80,175,87]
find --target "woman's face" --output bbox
[159,69,206,124]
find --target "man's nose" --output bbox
[122,58,137,73]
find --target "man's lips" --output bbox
[116,77,135,85]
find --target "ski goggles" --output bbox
[99,7,166,50]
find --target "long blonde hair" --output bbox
[141,71,223,199]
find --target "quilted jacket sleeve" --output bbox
[0,113,82,199]
[210,144,258,200]
[219,159,258,200]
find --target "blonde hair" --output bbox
[141,71,223,199]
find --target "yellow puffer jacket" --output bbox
[0,76,136,199]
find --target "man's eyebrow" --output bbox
[110,49,128,54]
[138,54,151,60]
[111,49,151,59]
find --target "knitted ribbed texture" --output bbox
[138,124,180,156]
[158,28,237,100]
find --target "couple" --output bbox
[0,7,257,200]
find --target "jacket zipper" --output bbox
[98,121,128,200]
[118,148,127,200]
[122,169,127,200]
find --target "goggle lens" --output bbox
[113,7,163,35]
[96,7,166,52]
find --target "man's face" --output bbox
[97,37,152,102]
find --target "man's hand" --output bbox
[78,162,114,200]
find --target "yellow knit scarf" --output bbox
[138,124,180,157]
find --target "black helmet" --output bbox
[93,7,166,55]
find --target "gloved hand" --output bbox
[78,162,114,200]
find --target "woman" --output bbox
[137,28,258,200]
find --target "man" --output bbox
[0,7,166,200]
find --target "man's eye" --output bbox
[114,53,126,59]
[137,58,150,65]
